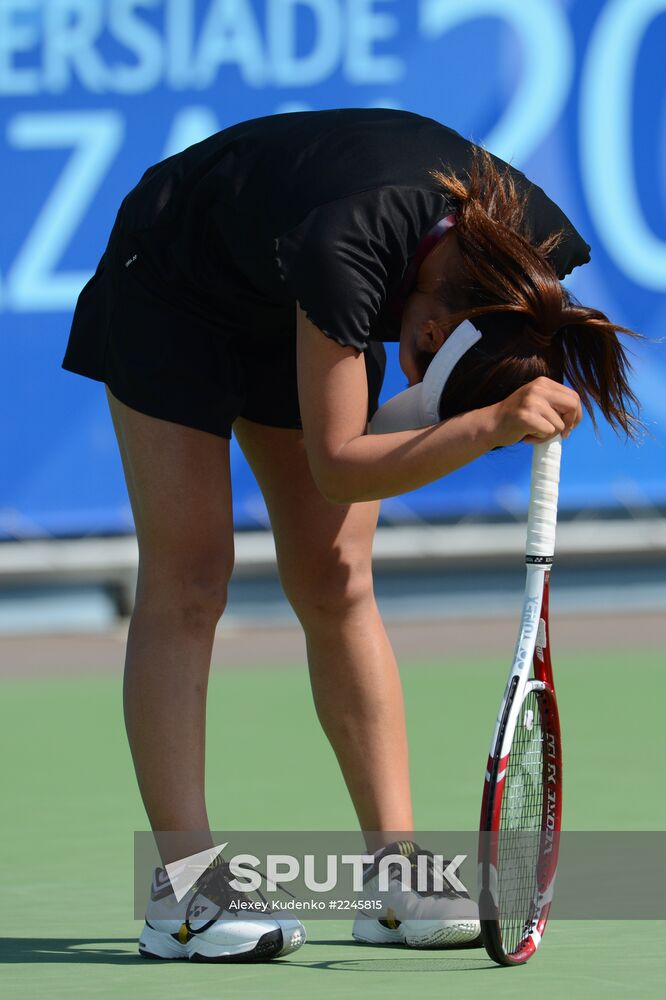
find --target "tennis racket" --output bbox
[479,436,563,966]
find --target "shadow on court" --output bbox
[0,936,496,972]
[275,957,497,973]
[274,937,496,973]
[0,939,139,965]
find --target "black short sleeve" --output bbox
[506,165,592,278]
[274,185,448,351]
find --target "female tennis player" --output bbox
[62,109,638,962]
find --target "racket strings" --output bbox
[497,689,546,954]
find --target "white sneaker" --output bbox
[352,840,481,949]
[139,858,305,962]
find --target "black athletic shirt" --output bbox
[116,108,591,351]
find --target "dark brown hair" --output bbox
[429,149,642,437]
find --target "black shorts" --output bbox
[62,223,387,440]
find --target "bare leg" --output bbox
[234,418,413,847]
[107,389,235,863]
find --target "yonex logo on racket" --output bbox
[520,596,539,637]
[544,789,558,854]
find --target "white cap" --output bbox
[369,320,482,434]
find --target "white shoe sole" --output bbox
[139,920,305,962]
[353,917,481,949]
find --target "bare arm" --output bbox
[296,307,581,504]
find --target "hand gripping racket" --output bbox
[479,437,563,966]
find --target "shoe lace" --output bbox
[185,854,295,927]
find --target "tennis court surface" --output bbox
[2,614,664,999]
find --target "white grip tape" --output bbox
[526,436,562,559]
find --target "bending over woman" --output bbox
[63,108,639,962]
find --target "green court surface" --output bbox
[2,648,664,999]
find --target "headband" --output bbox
[389,214,457,320]
[369,320,482,434]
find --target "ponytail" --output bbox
[558,302,640,437]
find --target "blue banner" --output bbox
[1,0,664,535]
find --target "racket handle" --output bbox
[526,436,562,562]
